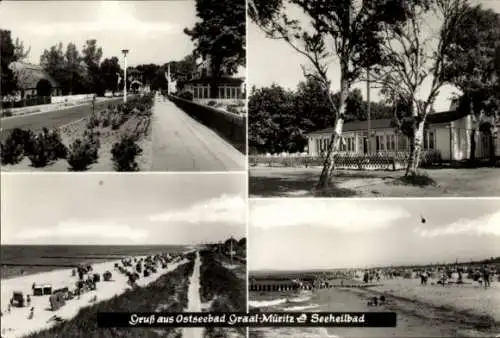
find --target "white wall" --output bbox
[51,94,95,104]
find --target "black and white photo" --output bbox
[248,0,500,197]
[1,0,246,172]
[248,198,500,337]
[0,173,247,338]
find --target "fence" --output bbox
[168,95,247,154]
[1,96,51,109]
[249,150,443,171]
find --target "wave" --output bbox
[249,298,287,308]
[283,304,320,311]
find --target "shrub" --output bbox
[1,110,13,117]
[67,135,100,171]
[226,105,240,115]
[178,91,193,101]
[1,128,36,164]
[86,114,100,129]
[111,134,143,171]
[207,100,217,106]
[28,128,68,167]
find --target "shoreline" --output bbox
[1,254,189,338]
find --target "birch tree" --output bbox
[372,0,469,175]
[249,0,417,189]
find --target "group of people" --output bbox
[419,265,494,288]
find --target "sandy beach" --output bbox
[249,276,500,338]
[1,255,187,338]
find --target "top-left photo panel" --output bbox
[0,0,246,172]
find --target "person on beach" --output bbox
[26,295,31,307]
[28,307,34,320]
[481,265,490,289]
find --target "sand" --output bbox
[1,255,188,338]
[369,277,500,322]
[183,251,203,338]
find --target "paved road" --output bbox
[0,98,123,140]
[152,100,245,171]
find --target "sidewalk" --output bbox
[151,100,245,171]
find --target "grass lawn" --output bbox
[249,166,500,197]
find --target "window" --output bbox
[347,137,355,152]
[385,135,395,151]
[428,131,435,150]
[376,135,385,151]
[398,135,408,151]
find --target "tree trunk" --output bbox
[316,84,347,189]
[470,129,477,163]
[406,120,425,176]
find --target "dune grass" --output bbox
[199,250,246,338]
[25,259,195,338]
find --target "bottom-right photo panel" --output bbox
[248,198,500,338]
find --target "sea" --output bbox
[0,245,187,279]
[248,282,499,338]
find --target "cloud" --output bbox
[250,200,410,232]
[149,194,246,225]
[414,211,500,237]
[22,2,179,36]
[12,220,148,242]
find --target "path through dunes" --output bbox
[183,251,203,338]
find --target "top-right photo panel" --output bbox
[247,0,500,198]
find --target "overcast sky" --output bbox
[0,1,199,67]
[249,199,500,271]
[248,0,500,112]
[1,173,246,245]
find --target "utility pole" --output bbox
[121,49,129,103]
[367,67,371,153]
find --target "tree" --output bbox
[441,4,500,163]
[373,0,470,175]
[184,0,245,96]
[13,37,30,61]
[100,57,122,93]
[248,85,297,154]
[167,54,197,90]
[40,42,66,91]
[81,39,103,94]
[249,0,415,189]
[64,42,86,95]
[1,30,18,95]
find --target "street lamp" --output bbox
[121,49,129,103]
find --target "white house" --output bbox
[305,106,499,162]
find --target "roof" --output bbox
[188,76,244,85]
[8,61,60,89]
[305,109,470,137]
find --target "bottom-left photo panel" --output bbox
[0,172,247,338]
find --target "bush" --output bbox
[67,139,97,171]
[226,105,241,115]
[28,128,68,167]
[178,91,193,101]
[111,134,143,171]
[1,128,36,164]
[1,109,13,117]
[86,114,100,129]
[207,100,217,106]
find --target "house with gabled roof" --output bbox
[305,101,500,162]
[8,61,62,98]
